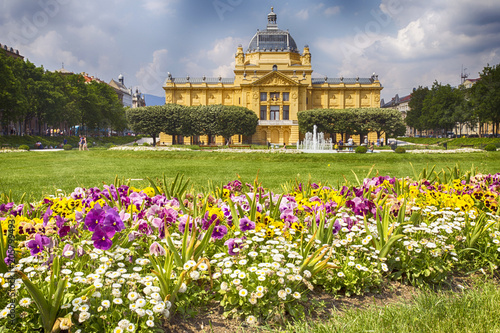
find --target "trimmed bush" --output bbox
[104,143,115,149]
[142,142,150,147]
[395,147,406,154]
[133,142,139,146]
[63,144,72,150]
[484,144,497,151]
[18,145,29,151]
[355,146,367,154]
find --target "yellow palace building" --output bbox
[161,8,383,146]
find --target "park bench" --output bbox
[199,145,220,149]
[228,145,251,149]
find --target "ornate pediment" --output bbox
[251,71,299,86]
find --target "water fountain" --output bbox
[297,125,336,153]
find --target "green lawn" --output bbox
[1,149,499,200]
[290,279,500,333]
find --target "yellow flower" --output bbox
[142,187,156,197]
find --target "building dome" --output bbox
[247,7,298,53]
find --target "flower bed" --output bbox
[0,172,499,332]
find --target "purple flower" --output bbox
[103,207,125,232]
[224,238,241,256]
[178,215,193,234]
[55,216,70,238]
[149,242,166,256]
[62,244,75,259]
[138,221,152,235]
[26,233,51,256]
[280,208,298,224]
[212,225,228,239]
[332,219,341,235]
[128,231,141,242]
[239,217,255,232]
[0,202,14,213]
[4,245,15,265]
[91,225,116,251]
[202,211,219,230]
[42,207,53,227]
[77,246,85,257]
[84,207,105,232]
[163,208,178,226]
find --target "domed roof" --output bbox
[247,8,299,53]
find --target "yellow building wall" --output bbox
[161,46,383,146]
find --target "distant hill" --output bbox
[144,94,165,106]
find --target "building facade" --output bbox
[0,43,23,60]
[132,88,146,108]
[161,8,383,145]
[109,75,133,108]
[381,93,412,136]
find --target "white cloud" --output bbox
[324,6,340,17]
[142,0,175,14]
[23,30,85,68]
[295,9,309,20]
[175,36,245,80]
[211,62,235,78]
[314,0,500,100]
[136,49,169,94]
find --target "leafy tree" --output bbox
[217,106,258,144]
[160,103,187,144]
[192,105,222,144]
[367,108,406,139]
[470,63,500,135]
[0,50,21,133]
[406,86,429,134]
[126,106,166,146]
[422,81,463,133]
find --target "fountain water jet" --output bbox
[297,125,336,153]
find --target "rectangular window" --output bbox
[270,92,279,101]
[283,105,289,120]
[270,106,280,120]
[260,105,267,120]
[283,92,289,101]
[260,92,267,101]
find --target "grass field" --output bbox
[1,148,500,332]
[0,149,499,200]
[290,279,500,333]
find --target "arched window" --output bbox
[272,64,277,71]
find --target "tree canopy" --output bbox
[0,50,126,136]
[404,63,500,136]
[298,108,406,140]
[126,104,258,145]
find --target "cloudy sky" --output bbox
[2,0,500,102]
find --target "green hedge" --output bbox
[355,146,367,154]
[485,144,497,151]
